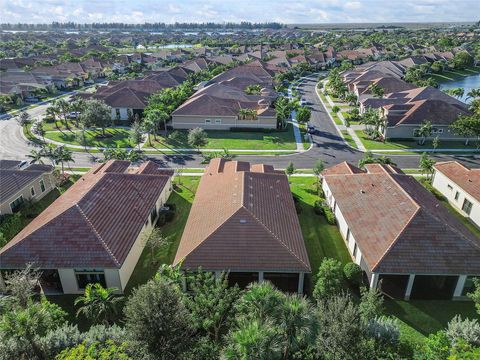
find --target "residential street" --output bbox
[1,78,480,170]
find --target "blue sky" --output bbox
[2,0,479,24]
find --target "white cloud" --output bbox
[0,0,478,24]
[344,2,362,10]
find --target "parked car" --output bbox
[68,111,80,119]
[307,123,315,134]
[299,98,307,107]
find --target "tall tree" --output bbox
[419,152,436,180]
[415,120,433,145]
[313,258,344,301]
[187,271,241,343]
[79,99,112,137]
[124,278,194,359]
[129,120,144,151]
[53,146,74,175]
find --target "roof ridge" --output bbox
[75,204,121,267]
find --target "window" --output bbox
[40,180,46,192]
[30,187,35,197]
[215,119,222,124]
[447,184,453,191]
[10,196,24,213]
[115,108,121,119]
[353,242,358,258]
[74,270,106,289]
[462,199,473,215]
[205,119,211,124]
[455,191,460,201]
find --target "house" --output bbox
[359,86,470,140]
[433,162,480,228]
[0,161,55,215]
[322,162,480,300]
[171,62,279,130]
[173,158,311,293]
[0,160,173,295]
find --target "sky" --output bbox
[2,0,480,24]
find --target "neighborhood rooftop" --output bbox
[0,160,172,269]
[174,158,311,273]
[322,162,480,275]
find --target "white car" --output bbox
[299,98,307,107]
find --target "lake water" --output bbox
[439,73,480,103]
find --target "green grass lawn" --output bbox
[331,112,343,125]
[341,130,358,149]
[124,177,200,293]
[146,125,297,151]
[44,128,133,148]
[385,299,477,337]
[289,177,351,277]
[355,130,479,151]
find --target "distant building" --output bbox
[433,161,480,228]
[0,161,55,215]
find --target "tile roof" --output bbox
[0,161,172,269]
[173,158,311,273]
[323,163,480,275]
[0,165,53,203]
[434,161,480,202]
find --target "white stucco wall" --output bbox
[433,170,480,227]
[118,178,172,291]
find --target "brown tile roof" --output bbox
[0,161,172,269]
[0,165,53,203]
[434,161,480,202]
[173,158,310,273]
[323,163,480,275]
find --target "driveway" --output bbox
[1,78,480,170]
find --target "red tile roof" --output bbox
[173,158,310,273]
[434,161,480,202]
[0,161,172,269]
[323,163,480,275]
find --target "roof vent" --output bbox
[240,219,247,224]
[360,190,365,194]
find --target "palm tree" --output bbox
[54,146,74,175]
[416,120,433,145]
[278,294,318,360]
[466,88,480,101]
[27,149,45,164]
[74,283,123,325]
[46,103,60,129]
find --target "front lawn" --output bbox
[44,128,133,148]
[355,130,479,151]
[146,125,297,150]
[124,176,200,293]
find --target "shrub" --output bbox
[165,210,175,222]
[343,262,363,286]
[314,200,325,215]
[367,316,400,346]
[0,213,23,244]
[323,207,336,225]
[156,212,166,226]
[313,258,344,300]
[446,315,480,346]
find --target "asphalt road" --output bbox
[1,78,480,170]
